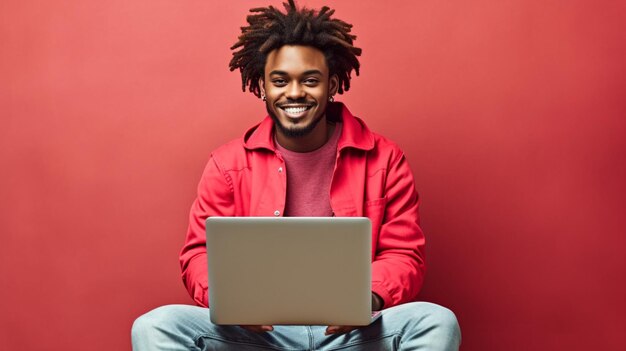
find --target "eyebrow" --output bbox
[269,69,323,76]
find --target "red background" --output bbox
[1,0,625,350]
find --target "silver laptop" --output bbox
[206,216,381,326]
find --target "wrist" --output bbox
[371,292,384,311]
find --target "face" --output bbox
[260,45,338,143]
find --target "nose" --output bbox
[285,82,306,99]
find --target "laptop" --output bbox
[205,216,382,326]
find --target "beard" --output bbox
[266,101,325,138]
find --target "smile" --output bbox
[279,104,314,118]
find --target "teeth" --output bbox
[284,106,308,114]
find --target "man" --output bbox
[132,1,461,349]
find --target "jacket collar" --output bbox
[242,102,375,152]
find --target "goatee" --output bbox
[266,101,325,138]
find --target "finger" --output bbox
[240,325,274,333]
[241,325,273,333]
[325,325,358,335]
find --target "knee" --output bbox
[392,302,461,346]
[430,304,460,334]
[132,308,158,341]
[131,305,175,341]
[415,303,461,345]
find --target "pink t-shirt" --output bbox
[275,122,342,217]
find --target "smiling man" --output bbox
[132,1,461,350]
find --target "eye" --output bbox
[303,78,320,86]
[271,78,287,87]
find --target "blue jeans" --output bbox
[132,302,460,350]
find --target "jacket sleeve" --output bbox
[179,155,235,307]
[371,152,426,309]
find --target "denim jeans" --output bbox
[132,302,460,350]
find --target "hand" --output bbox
[372,292,384,311]
[325,325,359,335]
[240,325,274,333]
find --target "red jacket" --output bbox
[180,102,426,309]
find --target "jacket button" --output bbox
[274,210,280,216]
[278,167,283,173]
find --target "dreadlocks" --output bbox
[229,0,362,98]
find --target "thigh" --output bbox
[310,302,460,351]
[132,305,310,351]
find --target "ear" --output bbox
[258,77,266,97]
[329,74,339,97]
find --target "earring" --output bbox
[262,95,267,101]
[329,95,334,102]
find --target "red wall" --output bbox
[1,1,624,350]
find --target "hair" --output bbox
[229,0,362,98]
